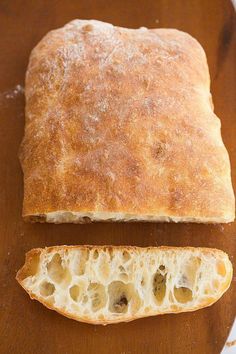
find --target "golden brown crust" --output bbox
[16,245,233,325]
[20,20,235,223]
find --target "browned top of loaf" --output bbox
[20,19,235,221]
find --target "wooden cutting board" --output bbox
[0,1,235,353]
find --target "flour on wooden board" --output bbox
[0,84,24,101]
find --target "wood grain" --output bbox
[0,1,235,353]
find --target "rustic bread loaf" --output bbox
[20,19,235,223]
[16,246,232,324]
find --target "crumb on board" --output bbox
[0,84,24,100]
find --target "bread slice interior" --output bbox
[16,246,232,324]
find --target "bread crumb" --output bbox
[2,84,24,99]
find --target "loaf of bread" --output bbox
[20,19,235,223]
[16,246,232,324]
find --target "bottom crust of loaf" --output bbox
[24,210,234,223]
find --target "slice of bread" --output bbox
[16,246,232,325]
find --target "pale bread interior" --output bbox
[30,211,234,224]
[16,246,232,324]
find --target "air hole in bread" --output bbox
[217,261,226,277]
[93,250,99,259]
[22,252,40,279]
[82,216,91,223]
[122,251,131,262]
[119,265,125,273]
[108,281,141,314]
[153,270,166,303]
[39,281,55,297]
[74,250,89,276]
[69,285,80,302]
[113,295,128,313]
[182,257,201,286]
[88,283,107,311]
[107,248,114,260]
[108,281,130,314]
[47,253,71,284]
[174,287,193,303]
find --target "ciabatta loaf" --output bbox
[16,246,232,325]
[20,19,235,223]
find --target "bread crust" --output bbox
[16,245,233,325]
[20,19,235,223]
